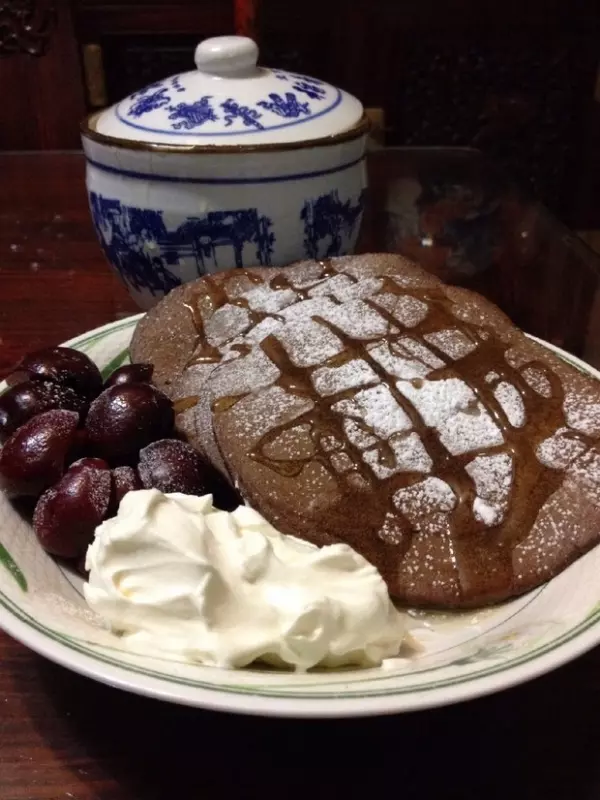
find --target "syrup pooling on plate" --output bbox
[202,259,597,600]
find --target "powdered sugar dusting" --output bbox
[231,385,313,442]
[307,273,353,298]
[33,408,80,438]
[311,359,377,397]
[330,451,354,473]
[332,276,383,302]
[568,448,600,503]
[397,378,504,456]
[306,273,384,303]
[242,285,297,313]
[395,375,470,423]
[34,465,111,536]
[521,366,552,398]
[343,418,377,449]
[320,433,343,452]
[493,382,526,428]
[473,499,499,526]
[138,440,201,494]
[565,394,600,436]
[287,261,327,288]
[183,259,600,604]
[280,295,338,323]
[275,317,344,368]
[512,492,583,579]
[377,513,408,545]
[367,341,433,380]
[394,477,456,534]
[319,299,391,339]
[222,273,261,298]
[362,432,432,478]
[210,348,280,399]
[391,432,433,473]
[372,293,429,328]
[204,304,251,346]
[425,329,478,360]
[238,316,282,345]
[333,384,412,439]
[84,468,112,518]
[537,428,588,469]
[395,477,456,512]
[438,404,504,455]
[395,528,460,596]
[262,424,314,461]
[396,338,445,370]
[466,453,513,527]
[305,270,383,304]
[567,447,600,503]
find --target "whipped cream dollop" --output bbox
[84,489,405,671]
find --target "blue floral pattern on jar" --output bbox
[292,81,326,100]
[128,87,171,118]
[301,189,366,259]
[88,193,275,296]
[118,69,339,135]
[166,97,218,130]
[221,99,264,129]
[257,92,310,118]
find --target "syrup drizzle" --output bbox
[173,395,200,414]
[201,261,595,599]
[183,274,284,369]
[182,278,229,366]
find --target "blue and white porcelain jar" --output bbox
[81,36,369,309]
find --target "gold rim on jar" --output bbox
[80,111,371,154]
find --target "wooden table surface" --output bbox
[2,151,600,800]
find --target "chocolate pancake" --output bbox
[130,268,280,449]
[194,255,600,608]
[131,255,600,607]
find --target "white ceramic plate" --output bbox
[1,315,600,718]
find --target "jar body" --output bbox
[82,131,368,309]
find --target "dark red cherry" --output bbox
[111,466,143,511]
[104,363,154,389]
[0,380,87,442]
[0,409,79,497]
[33,464,112,558]
[85,384,174,464]
[18,346,103,400]
[68,457,110,473]
[138,439,240,510]
[63,428,91,468]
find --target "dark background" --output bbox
[1,0,600,230]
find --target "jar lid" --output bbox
[94,36,364,147]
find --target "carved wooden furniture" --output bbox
[1,0,599,225]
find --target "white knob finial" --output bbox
[194,36,259,77]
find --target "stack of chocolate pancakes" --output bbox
[131,254,600,608]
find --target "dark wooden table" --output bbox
[2,151,600,800]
